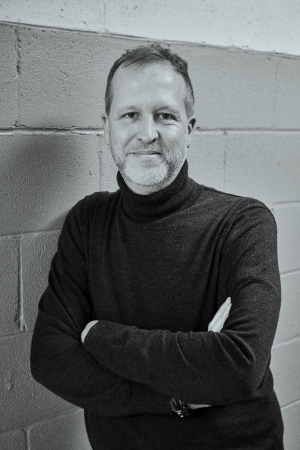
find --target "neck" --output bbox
[116,160,202,222]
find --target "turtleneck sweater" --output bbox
[116,160,201,222]
[31,161,283,449]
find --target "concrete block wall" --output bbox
[0,3,300,449]
[1,0,300,55]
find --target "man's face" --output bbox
[102,62,195,195]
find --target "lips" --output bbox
[126,144,164,156]
[132,151,161,155]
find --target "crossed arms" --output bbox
[30,198,281,417]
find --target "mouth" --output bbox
[130,151,161,156]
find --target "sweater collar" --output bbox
[117,160,201,222]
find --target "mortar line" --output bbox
[0,406,78,436]
[89,33,300,60]
[0,20,102,35]
[280,268,300,277]
[17,237,27,331]
[102,0,106,33]
[223,131,227,191]
[1,128,300,135]
[0,229,62,239]
[23,407,81,431]
[15,27,21,126]
[281,398,300,411]
[270,200,300,207]
[219,128,300,134]
[195,130,225,135]
[272,335,300,349]
[2,20,300,60]
[280,268,300,276]
[0,128,104,134]
[273,59,278,129]
[0,128,104,135]
[98,146,103,191]
[16,237,21,331]
[0,329,32,341]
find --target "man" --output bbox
[31,44,284,449]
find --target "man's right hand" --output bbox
[208,297,231,333]
[189,297,232,410]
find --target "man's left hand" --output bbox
[81,320,99,344]
[189,297,232,410]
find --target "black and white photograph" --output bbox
[0,1,300,449]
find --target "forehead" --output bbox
[110,62,187,111]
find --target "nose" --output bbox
[136,116,158,144]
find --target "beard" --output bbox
[110,141,187,191]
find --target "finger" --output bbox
[189,404,211,409]
[210,298,231,326]
[208,297,231,329]
[217,302,231,324]
[212,303,231,329]
[208,303,231,332]
[212,305,231,331]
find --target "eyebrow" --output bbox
[156,106,181,115]
[117,106,139,114]
[117,105,181,115]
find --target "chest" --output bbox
[88,209,228,331]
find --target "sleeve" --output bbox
[30,197,172,417]
[83,200,281,405]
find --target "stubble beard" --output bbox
[110,142,187,191]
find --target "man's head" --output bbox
[105,45,195,119]
[102,44,196,195]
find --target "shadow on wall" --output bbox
[0,133,100,235]
[0,132,101,438]
[27,410,91,450]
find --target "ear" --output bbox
[187,116,196,148]
[102,114,111,147]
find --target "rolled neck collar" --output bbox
[117,160,202,222]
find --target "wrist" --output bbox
[170,398,194,418]
[81,320,99,344]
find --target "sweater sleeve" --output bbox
[83,200,281,405]
[30,197,172,417]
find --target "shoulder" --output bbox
[200,184,275,223]
[64,189,121,229]
[193,184,277,244]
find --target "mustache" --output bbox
[126,142,167,154]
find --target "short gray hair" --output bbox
[105,43,194,118]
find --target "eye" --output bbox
[157,113,177,121]
[124,112,139,119]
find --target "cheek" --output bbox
[162,127,188,148]
[110,126,135,150]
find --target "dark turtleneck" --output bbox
[116,160,202,222]
[31,161,283,450]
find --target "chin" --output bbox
[124,165,169,188]
[118,153,186,191]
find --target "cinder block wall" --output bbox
[1,6,300,450]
